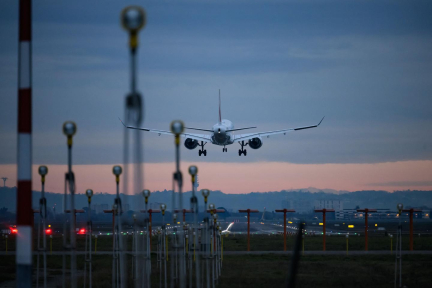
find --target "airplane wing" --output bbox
[119,118,211,142]
[234,117,324,142]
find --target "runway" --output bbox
[1,250,431,256]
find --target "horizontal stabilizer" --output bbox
[184,127,213,132]
[226,127,257,132]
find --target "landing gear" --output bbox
[238,141,248,156]
[222,147,227,152]
[198,141,207,156]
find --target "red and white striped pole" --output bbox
[16,0,33,286]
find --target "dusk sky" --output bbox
[1,0,431,194]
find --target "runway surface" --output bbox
[1,250,431,256]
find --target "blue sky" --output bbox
[1,0,432,167]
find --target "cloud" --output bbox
[368,181,432,187]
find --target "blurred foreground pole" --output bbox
[286,222,305,288]
[302,235,304,256]
[390,234,393,254]
[346,234,349,256]
[16,0,33,286]
[120,7,146,287]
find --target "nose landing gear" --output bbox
[198,141,207,156]
[238,141,248,156]
[222,146,227,152]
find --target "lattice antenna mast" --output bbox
[260,207,266,221]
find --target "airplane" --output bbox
[221,222,234,235]
[120,91,324,156]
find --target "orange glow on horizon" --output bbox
[0,160,432,194]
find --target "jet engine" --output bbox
[248,137,263,149]
[184,138,199,150]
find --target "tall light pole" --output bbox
[63,121,77,288]
[160,203,168,288]
[188,165,201,288]
[1,177,7,187]
[142,189,151,288]
[112,165,124,288]
[395,203,403,288]
[201,189,210,288]
[36,166,48,288]
[84,189,94,288]
[171,121,186,288]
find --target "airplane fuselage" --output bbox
[211,119,235,146]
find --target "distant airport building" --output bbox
[314,200,344,211]
[93,204,109,214]
[281,199,313,214]
[149,202,164,210]
[336,208,421,220]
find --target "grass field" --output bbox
[1,233,431,287]
[1,253,431,287]
[218,254,432,288]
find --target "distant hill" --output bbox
[0,186,431,213]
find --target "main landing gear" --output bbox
[238,141,247,156]
[222,146,227,152]
[198,141,207,156]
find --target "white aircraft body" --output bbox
[222,222,235,235]
[120,92,324,156]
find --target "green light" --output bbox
[140,233,143,235]
[107,233,110,235]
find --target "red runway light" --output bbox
[45,228,52,235]
[78,228,86,234]
[10,228,18,234]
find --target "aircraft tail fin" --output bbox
[219,89,222,123]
